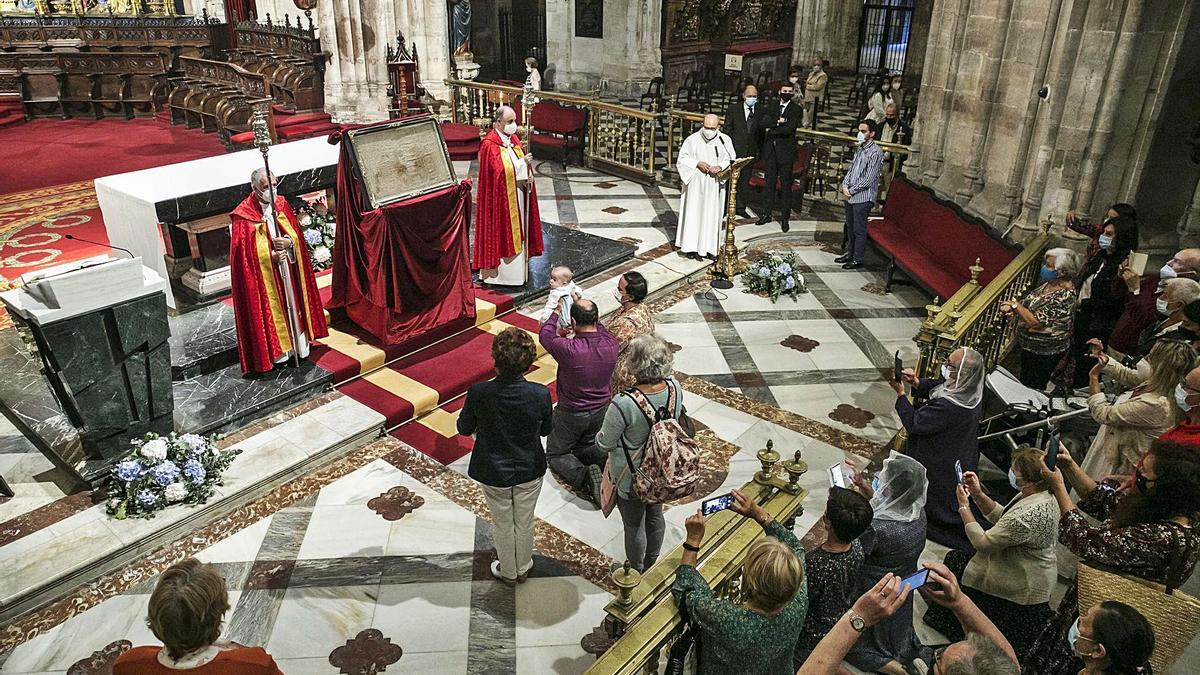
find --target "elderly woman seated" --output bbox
[114,558,282,675]
[672,489,808,675]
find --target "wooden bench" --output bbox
[228,18,324,113]
[867,176,1019,298]
[168,56,267,147]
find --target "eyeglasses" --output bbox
[932,646,947,673]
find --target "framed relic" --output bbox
[342,115,459,209]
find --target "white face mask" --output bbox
[502,121,518,136]
[701,128,718,141]
[1157,297,1172,315]
[856,131,867,144]
[744,96,757,107]
[882,84,891,91]
[526,66,533,73]
[255,188,273,204]
[941,364,953,381]
[612,287,625,303]
[789,76,799,84]
[1161,263,1178,280]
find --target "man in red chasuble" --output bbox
[474,105,544,285]
[229,169,328,375]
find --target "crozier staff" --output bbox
[228,169,327,375]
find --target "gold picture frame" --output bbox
[343,115,459,210]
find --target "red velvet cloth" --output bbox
[725,41,790,54]
[328,139,476,347]
[1108,274,1160,354]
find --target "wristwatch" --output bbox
[845,610,867,632]
[682,541,701,553]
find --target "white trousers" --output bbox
[481,476,543,579]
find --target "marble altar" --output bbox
[93,136,340,309]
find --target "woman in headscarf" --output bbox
[846,453,932,675]
[891,346,985,550]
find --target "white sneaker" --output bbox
[490,560,517,586]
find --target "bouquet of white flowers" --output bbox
[104,432,239,519]
[298,195,336,272]
[742,251,807,302]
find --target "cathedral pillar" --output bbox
[1178,177,1200,247]
[546,0,661,97]
[320,0,392,122]
[392,0,451,102]
[790,0,858,72]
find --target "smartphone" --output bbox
[955,460,964,484]
[893,351,903,383]
[702,493,734,516]
[828,463,848,489]
[1127,251,1149,277]
[898,568,931,593]
[1045,430,1059,472]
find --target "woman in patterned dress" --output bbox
[1022,440,1200,675]
[1002,247,1079,390]
[607,271,655,393]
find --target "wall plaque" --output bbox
[575,0,603,38]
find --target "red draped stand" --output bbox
[327,138,476,348]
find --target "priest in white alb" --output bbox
[675,114,736,261]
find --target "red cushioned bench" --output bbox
[868,176,1019,300]
[515,100,587,168]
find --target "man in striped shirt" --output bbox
[835,119,885,270]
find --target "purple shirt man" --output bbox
[539,297,618,503]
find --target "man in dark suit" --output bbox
[721,83,760,218]
[756,81,803,232]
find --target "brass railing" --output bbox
[911,218,1054,380]
[664,108,706,169]
[586,442,808,674]
[796,127,911,203]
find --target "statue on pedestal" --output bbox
[449,0,481,80]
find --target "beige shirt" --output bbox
[804,70,828,103]
[1080,359,1179,479]
[963,490,1059,605]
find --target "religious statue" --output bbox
[449,0,472,58]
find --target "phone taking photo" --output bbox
[1045,430,1060,472]
[898,568,932,594]
[702,493,734,516]
[828,463,849,489]
[893,351,903,383]
[955,460,964,484]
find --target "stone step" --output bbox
[173,358,333,438]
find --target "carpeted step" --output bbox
[0,111,24,128]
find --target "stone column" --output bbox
[917,0,970,185]
[955,0,1016,202]
[393,0,452,103]
[1178,176,1200,247]
[791,0,858,73]
[545,0,661,97]
[320,0,392,122]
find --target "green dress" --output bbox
[671,521,809,675]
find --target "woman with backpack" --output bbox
[596,334,691,572]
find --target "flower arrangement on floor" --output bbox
[104,433,240,519]
[742,251,807,302]
[298,195,336,272]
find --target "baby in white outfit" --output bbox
[541,265,579,328]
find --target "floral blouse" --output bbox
[1023,479,1198,675]
[1015,284,1075,355]
[607,302,655,393]
[672,521,809,675]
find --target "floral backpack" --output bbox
[617,381,701,504]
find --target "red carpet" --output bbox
[0,118,226,193]
[0,181,109,284]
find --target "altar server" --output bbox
[474,105,544,285]
[675,114,736,260]
[229,169,327,375]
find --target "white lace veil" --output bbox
[870,452,929,523]
[929,346,986,409]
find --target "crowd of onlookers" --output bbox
[106,205,1200,674]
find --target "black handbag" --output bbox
[665,590,699,675]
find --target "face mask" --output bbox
[1040,265,1058,283]
[255,189,272,204]
[744,96,757,107]
[1161,263,1178,280]
[1176,384,1193,413]
[882,84,891,91]
[1097,234,1114,251]
[612,288,625,303]
[1067,618,1091,656]
[526,66,533,73]
[941,364,952,381]
[1008,468,1021,491]
[812,65,821,72]
[893,82,901,90]
[856,131,867,144]
[789,76,799,84]
[701,128,718,141]
[502,122,518,136]
[1157,298,1171,316]
[871,475,880,492]
[779,92,794,102]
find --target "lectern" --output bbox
[1,256,173,460]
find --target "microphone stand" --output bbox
[252,104,303,368]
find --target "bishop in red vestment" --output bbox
[473,105,543,285]
[229,170,328,374]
